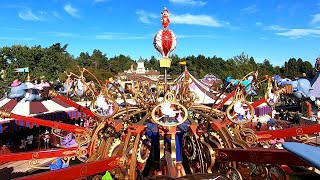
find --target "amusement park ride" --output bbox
[1,7,320,180]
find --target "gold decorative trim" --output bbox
[48,89,59,98]
[0,110,11,118]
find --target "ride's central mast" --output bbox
[153,7,177,91]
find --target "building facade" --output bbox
[116,58,165,82]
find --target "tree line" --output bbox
[0,43,315,87]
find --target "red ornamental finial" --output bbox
[161,7,170,28]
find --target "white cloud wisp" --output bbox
[276,29,320,39]
[136,10,158,24]
[170,13,223,27]
[169,0,207,6]
[64,4,80,18]
[18,9,43,21]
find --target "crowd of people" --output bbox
[255,109,302,132]
[0,116,95,156]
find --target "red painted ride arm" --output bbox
[47,90,95,118]
[0,148,77,163]
[53,94,96,118]
[216,148,310,166]
[256,124,320,141]
[250,98,266,108]
[17,156,121,180]
[214,91,235,109]
[8,113,86,133]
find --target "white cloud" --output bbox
[265,25,286,31]
[240,5,259,14]
[136,10,158,24]
[256,22,262,26]
[169,0,207,6]
[276,29,320,39]
[52,11,63,20]
[18,9,43,21]
[170,14,223,27]
[135,10,224,28]
[64,3,79,18]
[18,8,64,21]
[311,13,320,24]
[95,32,151,40]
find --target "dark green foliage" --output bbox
[0,44,315,86]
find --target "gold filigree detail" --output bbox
[48,89,59,98]
[0,110,11,118]
[151,91,188,127]
[226,86,254,124]
[265,78,280,107]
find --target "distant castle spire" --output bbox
[138,56,144,62]
[26,73,31,82]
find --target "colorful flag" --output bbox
[15,67,29,73]
[179,61,186,65]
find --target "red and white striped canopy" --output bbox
[0,97,76,117]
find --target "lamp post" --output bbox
[153,7,177,93]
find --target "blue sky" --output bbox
[1,0,320,66]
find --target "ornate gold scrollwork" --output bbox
[240,128,258,147]
[28,152,50,170]
[48,89,59,98]
[200,137,215,173]
[226,86,254,124]
[0,110,11,119]
[90,93,118,120]
[29,155,75,170]
[151,92,188,127]
[175,81,199,109]
[265,78,280,107]
[74,127,92,162]
[297,134,309,143]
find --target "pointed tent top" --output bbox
[26,73,31,82]
[137,56,144,62]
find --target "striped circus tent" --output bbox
[174,69,272,116]
[174,69,224,104]
[310,71,320,99]
[0,97,87,133]
[200,74,222,88]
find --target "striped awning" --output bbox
[0,97,89,133]
[0,98,76,116]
